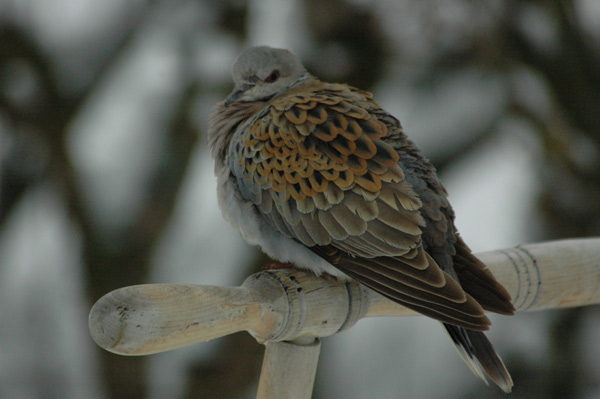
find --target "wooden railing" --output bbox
[89,238,600,398]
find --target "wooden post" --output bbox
[256,339,320,399]
[88,238,600,397]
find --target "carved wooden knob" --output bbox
[89,238,600,356]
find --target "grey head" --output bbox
[224,46,307,106]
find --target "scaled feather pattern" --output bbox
[208,46,515,393]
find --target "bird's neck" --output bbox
[208,100,264,167]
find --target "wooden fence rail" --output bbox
[89,238,600,398]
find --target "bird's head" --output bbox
[224,46,307,106]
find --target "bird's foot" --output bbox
[319,272,338,282]
[264,263,338,282]
[265,262,294,270]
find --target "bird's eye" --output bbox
[264,70,280,83]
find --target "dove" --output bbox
[208,46,515,392]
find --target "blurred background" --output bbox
[1,0,600,398]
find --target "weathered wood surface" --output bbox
[89,238,600,356]
[256,339,320,399]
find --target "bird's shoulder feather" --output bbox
[230,79,424,252]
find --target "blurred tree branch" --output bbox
[0,3,147,224]
[304,0,386,89]
[502,2,600,144]
[423,2,600,398]
[0,4,199,398]
[498,2,600,238]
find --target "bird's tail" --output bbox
[444,323,513,393]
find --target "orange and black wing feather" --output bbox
[228,81,512,330]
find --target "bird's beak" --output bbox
[224,83,253,106]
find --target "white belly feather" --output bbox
[216,170,349,280]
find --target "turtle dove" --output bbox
[208,46,515,392]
